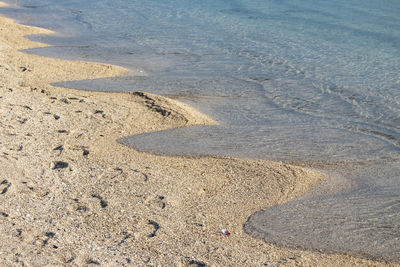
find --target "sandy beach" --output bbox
[0,6,398,266]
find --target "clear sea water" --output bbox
[2,0,399,261]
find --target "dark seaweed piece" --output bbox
[148,220,160,238]
[66,257,75,264]
[91,194,108,208]
[87,259,100,265]
[0,180,11,194]
[59,98,70,104]
[188,260,207,267]
[45,232,56,238]
[1,187,8,194]
[51,161,69,169]
[19,118,28,124]
[53,145,63,151]
[16,229,22,237]
[42,232,56,247]
[159,196,166,209]
[110,168,123,179]
[119,232,131,245]
[100,199,107,208]
[133,170,149,181]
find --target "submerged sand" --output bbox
[0,7,397,266]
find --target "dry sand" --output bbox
[0,7,397,266]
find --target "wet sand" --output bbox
[0,5,398,266]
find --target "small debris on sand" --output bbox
[50,161,69,169]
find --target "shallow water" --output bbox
[1,0,399,261]
[244,159,400,261]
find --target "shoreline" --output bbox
[0,7,397,266]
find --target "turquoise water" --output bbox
[1,0,399,261]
